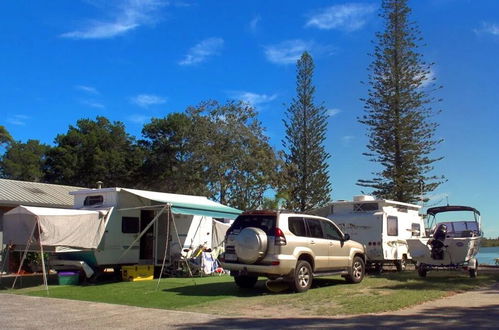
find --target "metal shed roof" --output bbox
[0,178,85,208]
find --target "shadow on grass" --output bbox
[166,276,349,297]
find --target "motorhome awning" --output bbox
[121,188,242,219]
[3,205,109,249]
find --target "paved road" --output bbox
[1,283,498,329]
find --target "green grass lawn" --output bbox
[3,271,499,317]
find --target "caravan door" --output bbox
[140,210,155,262]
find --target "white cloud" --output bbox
[127,114,151,124]
[130,94,167,108]
[7,115,29,126]
[229,91,278,107]
[264,39,314,65]
[474,22,499,36]
[81,100,105,109]
[306,3,376,32]
[76,85,99,94]
[249,15,261,33]
[341,135,354,146]
[327,108,341,117]
[179,37,224,65]
[61,0,165,39]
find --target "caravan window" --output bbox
[84,195,103,206]
[387,216,398,236]
[411,223,421,237]
[122,217,140,233]
[353,203,378,212]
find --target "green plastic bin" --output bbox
[58,271,80,285]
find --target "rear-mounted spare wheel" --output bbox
[234,227,268,264]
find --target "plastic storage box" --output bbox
[121,265,154,281]
[58,271,80,285]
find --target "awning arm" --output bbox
[117,204,170,262]
[117,204,169,212]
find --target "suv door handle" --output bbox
[310,240,315,245]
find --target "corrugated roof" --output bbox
[0,178,85,208]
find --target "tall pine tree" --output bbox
[358,0,444,203]
[282,52,331,212]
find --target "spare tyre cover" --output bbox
[234,227,268,264]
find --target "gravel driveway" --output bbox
[1,282,498,329]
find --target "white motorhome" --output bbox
[312,195,424,271]
[3,187,241,278]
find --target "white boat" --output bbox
[406,205,482,278]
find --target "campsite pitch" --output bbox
[4,271,499,317]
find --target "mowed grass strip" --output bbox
[6,271,499,317]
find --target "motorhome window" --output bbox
[321,220,342,240]
[353,203,378,212]
[288,217,306,237]
[84,195,103,206]
[411,223,421,237]
[305,218,324,239]
[387,216,398,236]
[122,217,140,233]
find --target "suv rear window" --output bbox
[229,214,276,235]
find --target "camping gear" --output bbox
[3,187,240,293]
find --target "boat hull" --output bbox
[406,237,481,266]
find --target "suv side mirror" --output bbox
[343,233,350,241]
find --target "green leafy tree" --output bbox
[0,140,49,181]
[139,112,208,195]
[282,52,331,212]
[44,116,143,187]
[0,125,13,147]
[187,100,280,210]
[358,0,444,203]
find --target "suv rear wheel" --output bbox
[234,275,258,288]
[290,260,313,293]
[345,256,365,284]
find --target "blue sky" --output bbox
[1,0,498,237]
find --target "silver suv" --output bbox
[221,210,366,292]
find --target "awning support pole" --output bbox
[37,217,49,296]
[156,206,171,291]
[12,220,37,289]
[118,204,169,262]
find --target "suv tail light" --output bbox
[274,227,287,246]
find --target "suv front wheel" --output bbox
[290,260,313,293]
[345,256,365,284]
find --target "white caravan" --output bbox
[313,196,424,271]
[3,187,240,278]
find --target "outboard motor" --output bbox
[430,224,447,260]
